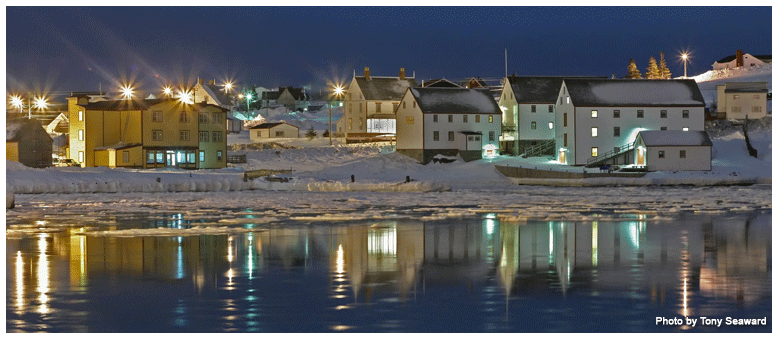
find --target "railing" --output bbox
[585,141,635,167]
[521,139,555,158]
[226,154,246,163]
[243,168,293,180]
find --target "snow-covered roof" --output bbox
[716,53,771,63]
[354,76,418,101]
[564,79,706,107]
[506,76,604,104]
[422,78,460,88]
[250,122,298,130]
[409,87,501,114]
[278,86,308,101]
[638,130,712,147]
[79,99,226,111]
[722,82,768,93]
[6,118,51,143]
[199,83,233,107]
[93,142,143,151]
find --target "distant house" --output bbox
[46,112,70,134]
[395,87,502,164]
[555,79,706,166]
[712,50,771,70]
[261,90,280,107]
[635,130,712,171]
[459,77,489,89]
[6,118,53,168]
[249,122,299,141]
[715,82,768,120]
[226,113,243,133]
[277,86,310,111]
[343,67,418,138]
[422,78,460,88]
[193,79,234,110]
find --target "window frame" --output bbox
[152,129,163,141]
[613,110,620,118]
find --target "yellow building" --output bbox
[67,96,227,169]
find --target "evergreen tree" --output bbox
[646,56,661,79]
[627,58,642,79]
[306,126,317,140]
[322,129,330,137]
[659,52,672,79]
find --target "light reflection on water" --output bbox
[6,212,771,332]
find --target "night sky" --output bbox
[5,6,772,99]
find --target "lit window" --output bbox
[613,110,620,118]
[591,110,598,118]
[591,147,598,157]
[217,150,223,161]
[156,151,163,163]
[78,151,84,163]
[405,116,414,124]
[146,151,155,164]
[566,97,570,104]
[475,115,480,123]
[680,150,686,159]
[448,131,454,141]
[78,110,83,121]
[660,110,667,118]
[433,131,439,141]
[488,115,493,123]
[199,151,205,162]
[682,127,689,131]
[348,118,353,130]
[548,122,554,130]
[591,127,598,137]
[733,95,740,100]
[78,129,84,141]
[658,151,665,158]
[531,121,537,129]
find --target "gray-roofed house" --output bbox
[635,130,712,171]
[497,76,605,156]
[343,67,418,139]
[555,78,706,166]
[193,79,234,110]
[277,86,310,111]
[395,87,502,164]
[712,50,771,70]
[715,82,769,120]
[249,122,299,141]
[422,78,461,88]
[7,118,53,168]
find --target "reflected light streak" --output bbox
[16,251,24,314]
[248,234,254,279]
[37,235,50,314]
[336,244,344,274]
[683,278,688,317]
[592,221,598,267]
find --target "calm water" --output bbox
[6,212,771,332]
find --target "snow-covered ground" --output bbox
[691,63,772,113]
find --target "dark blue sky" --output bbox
[6,6,772,98]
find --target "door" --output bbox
[166,150,176,166]
[637,148,645,166]
[559,149,566,164]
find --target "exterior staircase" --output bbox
[520,139,555,158]
[585,141,635,168]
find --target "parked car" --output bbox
[54,159,79,167]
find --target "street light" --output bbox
[178,90,193,104]
[163,86,172,97]
[10,95,23,113]
[329,85,344,145]
[224,82,233,92]
[121,85,134,100]
[33,97,48,110]
[681,53,689,78]
[244,92,252,112]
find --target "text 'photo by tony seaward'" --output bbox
[5,3,772,334]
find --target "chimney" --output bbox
[209,79,215,85]
[399,68,406,80]
[736,50,744,67]
[364,67,370,80]
[198,78,204,84]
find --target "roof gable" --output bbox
[199,83,233,107]
[250,122,298,129]
[353,76,418,100]
[564,79,705,107]
[638,130,712,146]
[7,118,49,142]
[409,87,501,114]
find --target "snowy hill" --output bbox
[690,63,772,113]
[233,104,344,133]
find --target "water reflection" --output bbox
[6,212,771,332]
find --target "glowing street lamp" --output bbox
[163,86,172,97]
[10,95,23,113]
[178,90,193,104]
[33,96,48,110]
[244,92,253,112]
[224,82,233,92]
[681,53,689,78]
[329,85,344,145]
[121,85,134,100]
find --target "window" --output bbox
[348,118,353,130]
[682,110,689,118]
[448,131,454,141]
[680,150,686,159]
[637,110,644,118]
[156,151,163,163]
[153,111,163,122]
[489,131,495,141]
[256,130,261,137]
[406,116,414,124]
[753,94,760,99]
[591,110,598,118]
[393,103,398,112]
[463,115,468,123]
[212,131,223,142]
[433,131,439,141]
[614,126,620,137]
[199,150,205,162]
[549,105,554,113]
[152,130,163,141]
[563,133,568,147]
[217,151,223,161]
[660,127,667,130]
[78,110,83,121]
[212,112,221,122]
[375,103,381,113]
[732,106,741,113]
[548,122,554,130]
[199,131,209,142]
[531,105,536,113]
[433,115,438,123]
[660,110,667,118]
[146,151,154,164]
[448,115,453,123]
[658,151,665,158]
[349,104,352,113]
[348,93,352,100]
[359,103,363,113]
[275,131,284,137]
[531,122,537,130]
[591,147,598,157]
[566,97,570,104]
[402,101,406,109]
[78,129,84,141]
[733,95,740,100]
[613,110,620,118]
[179,111,189,123]
[752,106,762,113]
[591,127,598,137]
[180,130,190,141]
[199,113,209,124]
[563,113,567,127]
[187,152,195,164]
[123,151,129,163]
[475,115,480,123]
[468,136,474,141]
[488,115,494,123]
[682,127,689,131]
[78,151,84,163]
[412,101,416,108]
